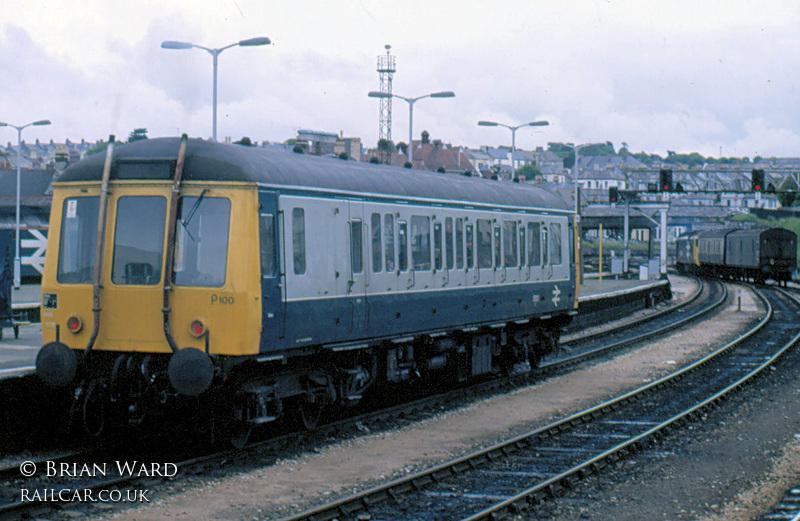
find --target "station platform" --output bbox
[578,274,670,302]
[0,284,42,380]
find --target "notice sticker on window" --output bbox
[66,199,78,219]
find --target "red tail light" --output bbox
[189,319,206,338]
[66,315,83,334]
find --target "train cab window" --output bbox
[503,221,517,267]
[174,196,231,287]
[291,208,306,275]
[433,221,443,271]
[445,218,454,270]
[466,223,474,269]
[57,196,99,284]
[111,196,166,285]
[550,223,563,265]
[455,218,464,269]
[520,226,527,266]
[411,215,431,271]
[477,219,492,268]
[259,214,276,278]
[371,213,382,273]
[350,220,363,274]
[398,220,408,272]
[527,222,541,267]
[385,214,395,272]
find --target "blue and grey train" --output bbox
[35,137,579,438]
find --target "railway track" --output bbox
[0,276,726,520]
[282,285,799,521]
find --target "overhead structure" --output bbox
[376,45,396,164]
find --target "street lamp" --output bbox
[564,142,604,213]
[368,91,455,165]
[161,37,271,141]
[478,120,549,181]
[0,119,51,289]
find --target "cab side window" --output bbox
[259,213,276,278]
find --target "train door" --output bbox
[431,217,448,289]
[258,191,285,348]
[501,218,520,284]
[393,209,414,291]
[549,218,569,281]
[475,216,495,286]
[347,201,367,333]
[101,193,168,348]
[525,220,543,282]
[365,206,398,294]
[451,215,467,288]
[542,220,553,280]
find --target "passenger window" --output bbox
[445,218,454,270]
[528,222,541,267]
[259,213,276,278]
[411,215,431,271]
[493,224,501,268]
[371,213,382,273]
[398,221,408,272]
[520,226,526,266]
[503,221,517,268]
[292,208,306,275]
[112,196,166,285]
[455,218,464,269]
[477,219,492,268]
[550,223,562,265]
[433,222,443,271]
[385,214,395,272]
[466,223,474,269]
[350,220,363,274]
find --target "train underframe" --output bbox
[676,262,792,286]
[65,315,570,446]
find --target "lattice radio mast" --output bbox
[377,45,396,164]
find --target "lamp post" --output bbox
[368,91,455,165]
[564,142,604,213]
[478,120,549,181]
[161,37,271,141]
[0,119,51,289]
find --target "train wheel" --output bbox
[228,423,253,449]
[80,378,108,438]
[296,393,326,430]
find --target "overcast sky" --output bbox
[2,0,799,159]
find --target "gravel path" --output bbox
[90,276,796,521]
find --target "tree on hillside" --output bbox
[86,140,111,156]
[234,137,256,146]
[516,163,543,182]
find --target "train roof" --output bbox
[58,137,571,212]
[727,228,797,240]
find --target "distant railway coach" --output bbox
[35,136,579,443]
[676,227,796,284]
